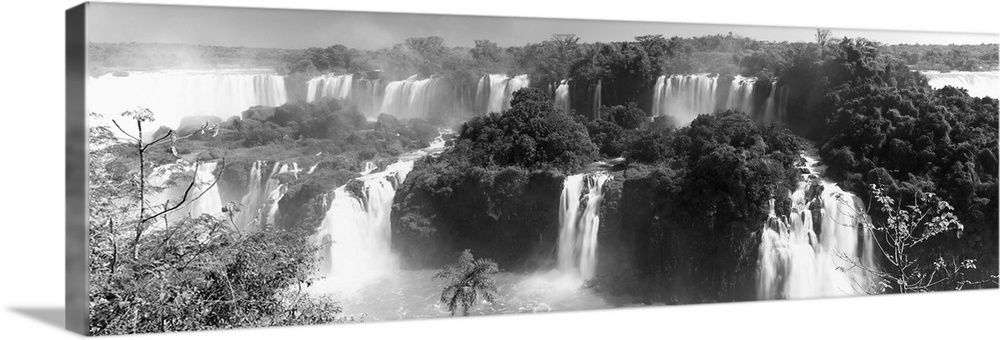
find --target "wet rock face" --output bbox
[806,181,824,239]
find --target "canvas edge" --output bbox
[66,2,90,336]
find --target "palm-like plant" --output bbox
[433,249,500,316]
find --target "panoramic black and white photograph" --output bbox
[79,2,998,335]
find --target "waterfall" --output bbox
[487,74,509,114]
[725,75,756,115]
[306,74,353,102]
[558,172,613,281]
[315,160,415,292]
[146,160,224,225]
[652,76,665,117]
[481,74,530,114]
[475,76,488,115]
[379,75,440,119]
[233,161,297,230]
[360,161,378,175]
[757,155,878,300]
[921,71,999,98]
[88,69,288,129]
[592,79,602,120]
[762,81,778,124]
[554,80,570,114]
[650,74,719,126]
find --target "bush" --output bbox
[453,88,597,171]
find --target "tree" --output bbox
[455,88,598,171]
[815,29,832,46]
[433,249,500,316]
[601,102,647,130]
[471,39,504,65]
[839,184,999,294]
[88,109,349,335]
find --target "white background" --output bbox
[1,0,998,338]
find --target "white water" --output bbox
[300,132,616,317]
[762,81,778,124]
[650,74,788,126]
[89,69,287,129]
[482,74,530,114]
[314,160,414,293]
[592,79,602,120]
[558,172,613,282]
[922,71,1000,98]
[360,161,378,175]
[379,75,440,119]
[725,75,757,116]
[757,155,878,299]
[146,160,224,223]
[306,74,353,102]
[233,161,297,231]
[652,74,718,125]
[554,80,571,114]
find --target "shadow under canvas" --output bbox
[9,307,67,331]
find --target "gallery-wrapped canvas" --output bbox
[66,1,999,336]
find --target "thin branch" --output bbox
[141,130,173,152]
[112,119,139,141]
[141,163,200,225]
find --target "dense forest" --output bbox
[88,29,998,334]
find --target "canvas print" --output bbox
[69,2,999,335]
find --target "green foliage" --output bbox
[433,249,500,316]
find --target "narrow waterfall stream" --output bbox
[558,172,613,282]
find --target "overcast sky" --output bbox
[87,2,999,50]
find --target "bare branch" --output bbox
[141,129,173,152]
[112,119,139,142]
[141,162,200,225]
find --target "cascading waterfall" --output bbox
[314,160,415,292]
[233,161,298,230]
[146,160,224,224]
[762,81,778,124]
[379,75,440,119]
[481,74,530,114]
[651,76,665,117]
[475,76,489,115]
[306,74,353,102]
[558,172,613,281]
[360,161,378,175]
[651,74,769,126]
[88,69,288,129]
[757,155,878,299]
[651,74,719,125]
[726,75,757,115]
[591,79,602,120]
[554,80,571,114]
[921,71,999,98]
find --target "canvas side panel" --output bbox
[66,2,89,336]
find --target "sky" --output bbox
[87,2,999,50]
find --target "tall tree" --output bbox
[433,249,500,316]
